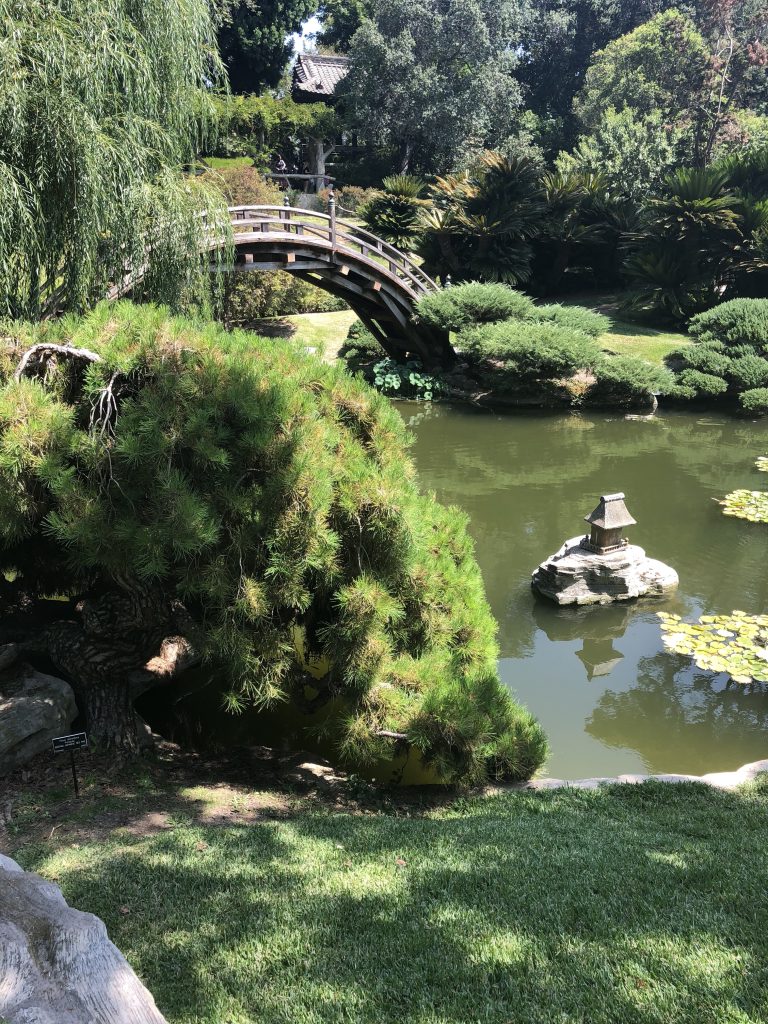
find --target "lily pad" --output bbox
[757,456,768,474]
[659,611,768,685]
[719,488,768,523]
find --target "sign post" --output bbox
[52,732,89,798]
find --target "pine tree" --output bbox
[0,302,546,783]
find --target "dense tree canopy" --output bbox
[340,0,530,173]
[516,0,679,150]
[0,0,229,321]
[215,0,317,93]
[0,302,546,782]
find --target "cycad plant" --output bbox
[419,153,546,284]
[624,156,768,321]
[360,175,432,250]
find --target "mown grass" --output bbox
[282,309,358,362]
[278,304,690,372]
[600,319,691,366]
[11,776,768,1024]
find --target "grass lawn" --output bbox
[600,319,691,366]
[278,301,690,373]
[200,156,254,171]
[6,757,768,1024]
[282,310,358,362]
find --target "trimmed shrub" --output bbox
[688,298,768,353]
[199,165,282,207]
[588,356,675,407]
[730,354,768,390]
[416,283,535,333]
[679,344,732,377]
[532,304,611,338]
[461,321,602,382]
[676,368,730,396]
[740,388,768,414]
[672,299,768,408]
[340,321,384,363]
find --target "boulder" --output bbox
[0,655,78,775]
[0,854,167,1024]
[532,536,678,607]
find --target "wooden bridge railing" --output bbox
[225,205,439,300]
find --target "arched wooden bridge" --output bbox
[112,204,452,366]
[225,205,452,365]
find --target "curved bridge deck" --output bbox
[224,205,452,364]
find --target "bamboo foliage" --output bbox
[0,0,230,318]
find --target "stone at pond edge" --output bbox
[0,656,78,775]
[0,854,168,1024]
[531,536,678,606]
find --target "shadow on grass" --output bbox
[16,778,768,1024]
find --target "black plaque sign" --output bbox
[52,732,88,797]
[52,732,88,753]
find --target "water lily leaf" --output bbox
[658,612,768,685]
[719,488,768,523]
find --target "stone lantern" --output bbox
[531,490,678,606]
[582,493,636,554]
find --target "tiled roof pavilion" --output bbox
[292,53,350,102]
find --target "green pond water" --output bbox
[402,402,768,779]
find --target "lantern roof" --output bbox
[584,493,637,530]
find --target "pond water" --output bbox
[403,403,768,778]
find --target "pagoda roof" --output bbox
[584,493,637,530]
[292,54,350,102]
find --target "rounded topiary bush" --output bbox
[416,282,535,333]
[0,301,545,782]
[741,387,768,414]
[672,299,768,412]
[461,320,602,382]
[688,298,768,352]
[532,304,611,338]
[587,356,675,407]
[339,320,384,363]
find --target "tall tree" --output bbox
[215,0,317,93]
[0,0,229,320]
[318,0,372,51]
[515,0,678,150]
[340,0,529,173]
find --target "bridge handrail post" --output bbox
[328,187,337,261]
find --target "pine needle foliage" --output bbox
[0,0,231,320]
[0,302,546,784]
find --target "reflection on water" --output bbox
[404,403,768,778]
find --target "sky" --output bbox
[290,16,322,54]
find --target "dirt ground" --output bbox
[0,741,459,857]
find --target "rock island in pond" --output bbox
[532,493,678,606]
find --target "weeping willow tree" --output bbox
[0,302,547,784]
[0,0,231,320]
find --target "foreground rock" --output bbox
[531,536,679,606]
[0,651,77,775]
[0,854,167,1024]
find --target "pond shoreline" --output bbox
[522,758,768,792]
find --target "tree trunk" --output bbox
[21,585,201,755]
[309,137,326,186]
[76,677,141,753]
